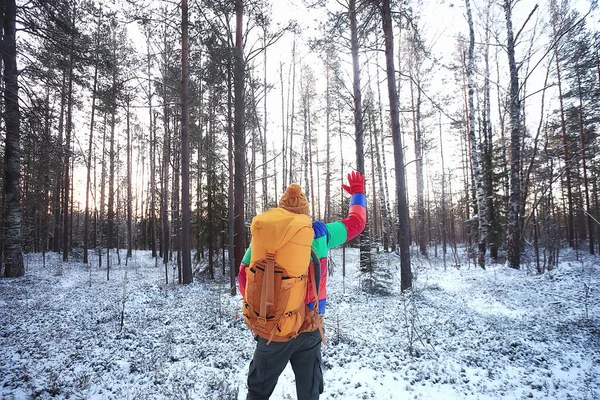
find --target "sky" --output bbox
[65,0,600,213]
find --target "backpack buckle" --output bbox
[257,316,267,327]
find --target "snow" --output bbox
[1,248,599,399]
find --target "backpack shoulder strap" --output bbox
[309,249,326,344]
[310,249,321,302]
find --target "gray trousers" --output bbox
[246,329,323,400]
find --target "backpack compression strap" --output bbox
[258,251,276,327]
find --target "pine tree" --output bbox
[2,0,24,277]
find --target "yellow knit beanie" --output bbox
[279,184,309,215]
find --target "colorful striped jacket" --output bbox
[238,192,367,314]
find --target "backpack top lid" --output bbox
[250,208,314,274]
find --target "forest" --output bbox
[0,0,599,293]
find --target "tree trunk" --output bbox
[504,0,522,269]
[2,0,24,277]
[161,107,170,269]
[180,0,192,283]
[576,60,594,255]
[308,103,316,218]
[368,113,379,248]
[466,0,486,269]
[439,110,447,268]
[195,79,204,262]
[594,165,600,254]
[233,0,246,271]
[145,25,156,257]
[495,48,510,219]
[375,60,393,251]
[99,113,107,267]
[194,73,204,262]
[382,0,411,291]
[288,36,297,185]
[409,60,427,257]
[62,5,76,262]
[555,49,575,248]
[53,71,66,253]
[41,91,52,255]
[208,97,216,280]
[250,108,256,218]
[349,0,371,277]
[228,52,236,295]
[84,10,101,264]
[172,128,181,282]
[107,87,116,280]
[302,93,309,197]
[262,30,268,211]
[126,100,132,260]
[280,62,287,194]
[324,49,332,222]
[150,112,157,258]
[482,7,498,261]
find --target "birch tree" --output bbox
[465,0,486,269]
[503,0,523,269]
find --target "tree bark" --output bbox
[288,37,297,185]
[84,9,101,264]
[382,0,411,291]
[195,75,204,262]
[324,49,332,222]
[62,4,76,262]
[228,59,236,294]
[262,29,268,211]
[180,0,192,283]
[349,0,371,277]
[375,60,394,252]
[2,0,24,277]
[504,0,522,269]
[575,60,594,255]
[233,0,246,271]
[99,113,107,267]
[107,78,116,280]
[555,51,574,249]
[161,106,170,269]
[465,0,486,269]
[145,25,157,258]
[482,4,498,261]
[126,99,132,260]
[53,71,66,253]
[409,59,426,257]
[439,110,447,269]
[172,124,181,282]
[280,62,287,194]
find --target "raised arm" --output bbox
[321,171,367,250]
[307,172,367,312]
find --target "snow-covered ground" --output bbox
[0,247,598,399]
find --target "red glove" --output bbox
[341,171,365,195]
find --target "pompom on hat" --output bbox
[279,184,309,215]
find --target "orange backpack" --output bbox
[242,208,324,344]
